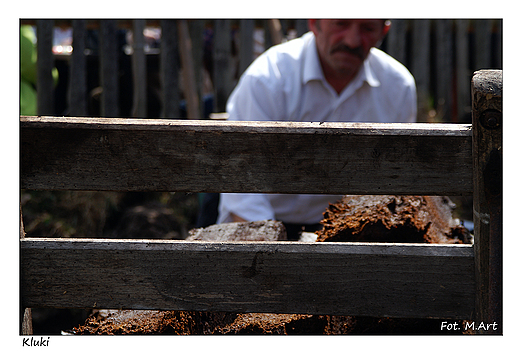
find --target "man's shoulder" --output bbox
[368,48,415,85]
[248,32,313,74]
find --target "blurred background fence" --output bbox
[20,19,502,123]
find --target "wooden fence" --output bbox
[21,19,502,123]
[20,70,502,334]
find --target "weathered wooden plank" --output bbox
[21,308,33,336]
[472,70,502,333]
[20,116,473,195]
[20,238,475,319]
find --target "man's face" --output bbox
[309,19,390,80]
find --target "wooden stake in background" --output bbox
[178,20,200,119]
[131,19,147,118]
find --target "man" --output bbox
[216,19,417,240]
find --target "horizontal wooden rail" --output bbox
[20,238,475,319]
[20,116,472,195]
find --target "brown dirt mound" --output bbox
[70,196,473,335]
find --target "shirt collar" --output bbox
[302,32,323,84]
[303,33,381,89]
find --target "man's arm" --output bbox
[217,193,275,223]
[216,53,289,224]
[229,213,247,222]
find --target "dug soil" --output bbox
[71,309,474,335]
[71,195,473,335]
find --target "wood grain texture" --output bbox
[20,238,475,319]
[472,70,502,331]
[20,117,472,195]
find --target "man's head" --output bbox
[308,19,390,91]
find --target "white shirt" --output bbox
[217,32,417,224]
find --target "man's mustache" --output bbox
[330,44,364,59]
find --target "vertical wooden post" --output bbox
[385,19,407,66]
[68,19,87,116]
[411,19,430,122]
[493,20,502,69]
[455,19,470,122]
[474,19,493,71]
[434,19,453,122]
[213,19,233,113]
[239,19,254,78]
[99,20,120,117]
[188,20,205,119]
[36,19,55,116]
[131,19,147,118]
[160,19,180,118]
[295,19,308,37]
[20,206,33,335]
[267,19,283,46]
[472,69,502,334]
[262,20,273,50]
[178,20,200,119]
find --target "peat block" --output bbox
[317,195,471,244]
